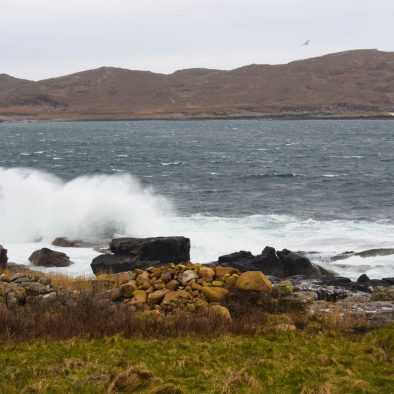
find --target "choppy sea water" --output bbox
[0,119,393,279]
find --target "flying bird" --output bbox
[301,39,311,46]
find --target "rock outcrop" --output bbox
[91,237,190,275]
[29,248,71,267]
[0,245,7,272]
[218,246,333,278]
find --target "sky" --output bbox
[1,0,393,81]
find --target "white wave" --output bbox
[0,167,173,243]
[161,161,181,166]
[1,167,393,279]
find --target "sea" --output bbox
[0,119,393,279]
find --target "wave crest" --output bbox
[0,167,174,243]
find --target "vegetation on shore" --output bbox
[1,269,393,393]
[0,328,393,393]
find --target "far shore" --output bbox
[1,112,394,124]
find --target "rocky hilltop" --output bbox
[1,49,393,121]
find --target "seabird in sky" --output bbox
[301,39,311,46]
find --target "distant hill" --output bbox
[1,49,393,121]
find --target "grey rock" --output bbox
[29,248,71,267]
[109,236,190,263]
[178,270,199,286]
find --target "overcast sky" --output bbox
[1,0,393,81]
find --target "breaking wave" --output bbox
[0,167,174,243]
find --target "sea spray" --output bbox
[0,167,174,243]
[1,167,394,279]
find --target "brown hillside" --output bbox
[1,49,393,121]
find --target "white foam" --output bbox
[1,167,394,279]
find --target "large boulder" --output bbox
[217,246,333,279]
[0,245,8,272]
[28,248,71,267]
[91,236,190,275]
[109,237,190,263]
[236,271,272,292]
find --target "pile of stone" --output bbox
[0,272,56,310]
[110,262,272,316]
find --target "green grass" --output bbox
[0,328,393,393]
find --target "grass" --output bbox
[1,271,393,392]
[0,328,393,393]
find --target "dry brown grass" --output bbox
[48,273,115,292]
[314,304,371,334]
[219,367,263,394]
[108,365,157,393]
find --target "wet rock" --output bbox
[332,248,394,261]
[218,250,254,265]
[52,237,84,247]
[29,248,71,267]
[217,246,333,279]
[318,277,352,286]
[0,245,8,272]
[356,248,394,258]
[357,274,370,283]
[109,237,190,263]
[91,254,163,275]
[92,237,190,275]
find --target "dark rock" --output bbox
[52,237,83,247]
[357,274,370,283]
[355,248,394,258]
[332,248,394,261]
[91,254,164,275]
[382,277,394,285]
[28,248,71,267]
[52,237,108,249]
[318,276,352,286]
[277,249,331,278]
[217,246,333,279]
[0,245,8,271]
[218,250,254,265]
[109,237,190,263]
[331,251,355,261]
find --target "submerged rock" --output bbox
[52,237,84,247]
[29,248,71,267]
[332,248,394,261]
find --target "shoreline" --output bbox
[1,113,394,124]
